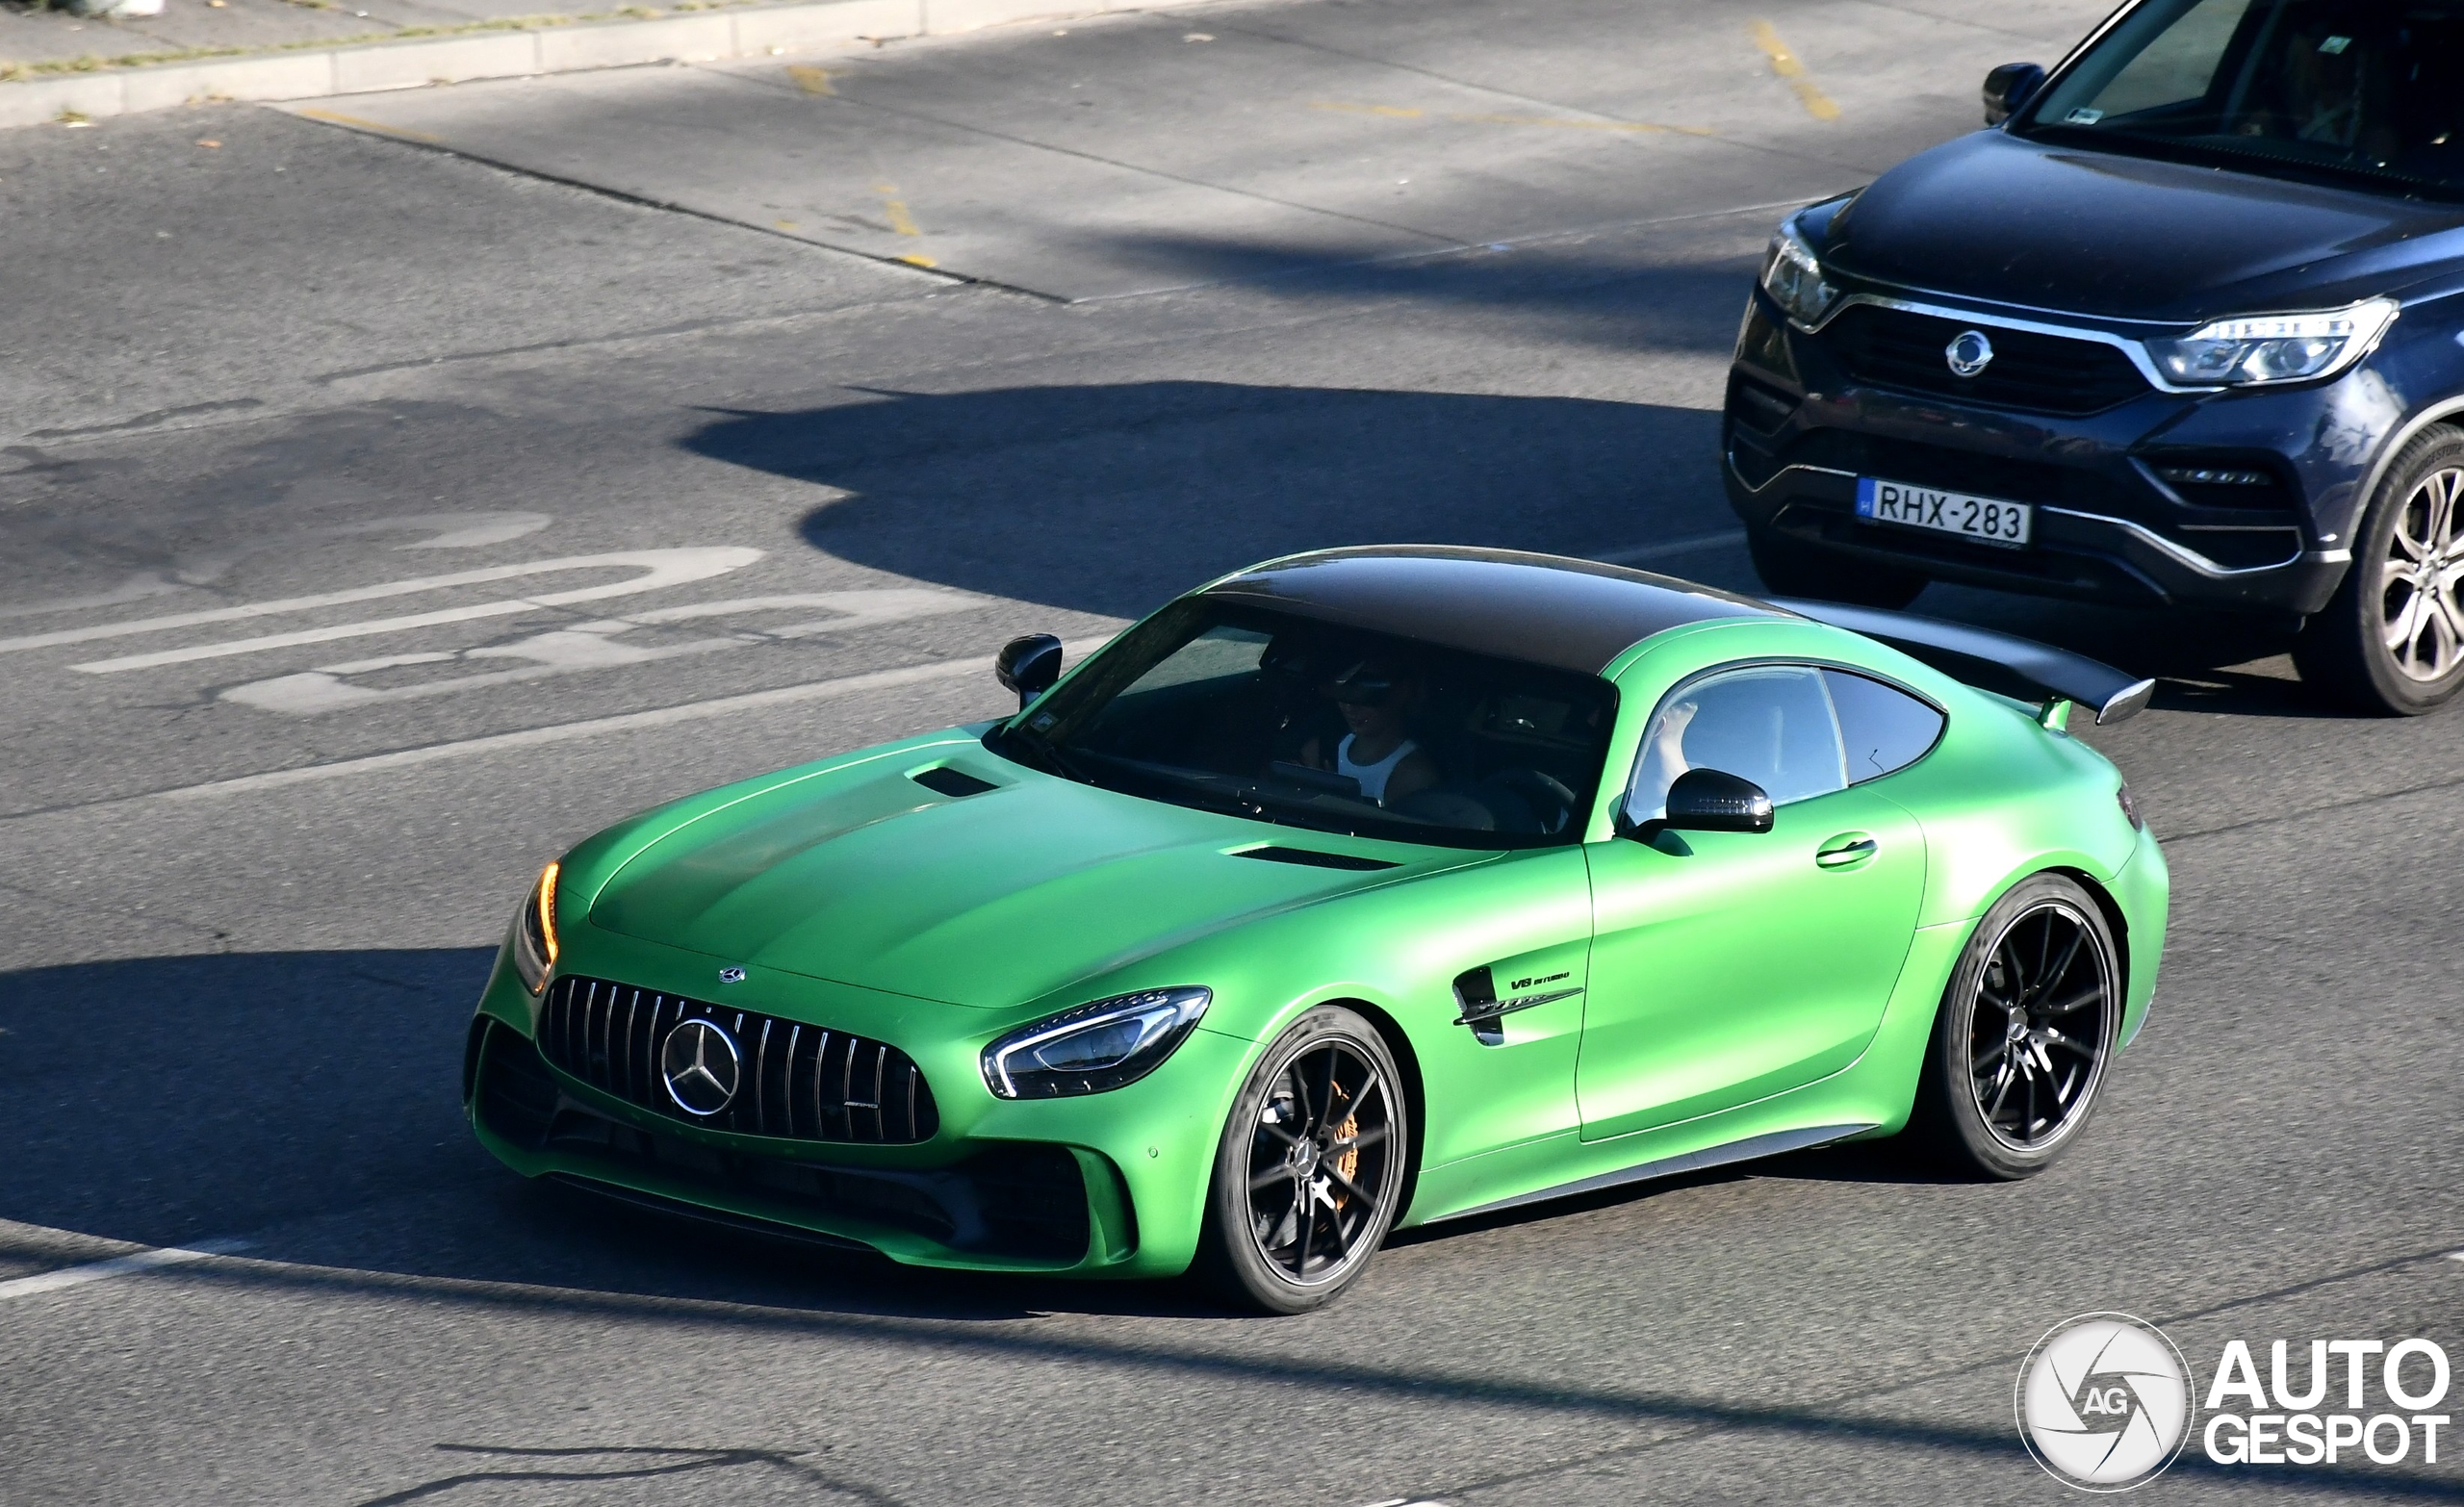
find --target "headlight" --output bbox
[1760,221,1840,328]
[510,860,560,993]
[980,986,1211,1100]
[2143,298,2398,387]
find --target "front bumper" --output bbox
[1721,290,2370,615]
[462,928,1244,1280]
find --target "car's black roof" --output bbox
[1202,546,1781,674]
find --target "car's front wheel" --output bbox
[1909,874,2120,1180]
[2294,425,2464,715]
[1195,1005,1406,1314]
[1746,524,1929,609]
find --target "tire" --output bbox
[2293,426,2464,715]
[1908,874,2121,1180]
[1195,1006,1407,1315]
[1747,524,1928,609]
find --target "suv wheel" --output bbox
[2294,426,2464,715]
[1747,525,1928,609]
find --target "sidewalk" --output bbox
[0,0,1194,127]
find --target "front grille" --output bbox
[474,1024,1088,1261]
[538,975,938,1145]
[1820,305,2150,416]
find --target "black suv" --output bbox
[1723,0,2464,714]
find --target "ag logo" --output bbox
[2016,1314,2194,1491]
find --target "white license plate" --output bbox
[1856,477,2033,548]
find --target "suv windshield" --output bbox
[2016,0,2464,198]
[986,599,1617,850]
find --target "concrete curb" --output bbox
[0,0,1199,128]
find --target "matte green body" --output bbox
[467,613,2167,1278]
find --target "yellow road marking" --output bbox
[1454,112,1709,136]
[786,64,833,95]
[1310,101,1425,118]
[290,107,444,143]
[1751,20,1839,121]
[1311,100,1706,134]
[870,180,930,261]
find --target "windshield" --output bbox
[986,599,1618,850]
[2015,0,2464,198]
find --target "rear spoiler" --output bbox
[1770,599,2157,728]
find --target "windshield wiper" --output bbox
[990,723,1094,783]
[2024,122,2460,200]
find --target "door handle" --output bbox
[1815,831,1878,869]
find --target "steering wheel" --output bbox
[1482,769,1579,835]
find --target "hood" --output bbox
[1826,132,2464,322]
[585,754,1462,1009]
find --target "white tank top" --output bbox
[1337,735,1419,803]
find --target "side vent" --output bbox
[911,766,999,799]
[1232,845,1399,872]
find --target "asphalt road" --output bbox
[2,0,2459,1502]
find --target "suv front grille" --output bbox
[1820,304,2150,416]
[538,975,938,1145]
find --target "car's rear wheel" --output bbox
[1195,1006,1405,1315]
[1910,874,2119,1180]
[2293,426,2464,715]
[1746,524,1929,609]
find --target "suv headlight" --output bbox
[981,986,1211,1100]
[1760,221,1840,328]
[510,861,560,993]
[2143,298,2398,387]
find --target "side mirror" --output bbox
[1624,768,1776,841]
[1983,62,2044,126]
[995,633,1064,710]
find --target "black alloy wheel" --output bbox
[1912,873,2120,1179]
[2295,426,2464,715]
[1196,1006,1405,1314]
[1746,524,1929,610]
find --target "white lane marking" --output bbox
[220,589,980,715]
[343,511,552,550]
[2448,1250,2464,1263]
[157,634,1116,803]
[0,1238,251,1302]
[1593,529,1747,565]
[0,514,553,626]
[70,549,765,674]
[0,548,757,659]
[0,573,192,623]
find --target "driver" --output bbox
[1300,655,1441,806]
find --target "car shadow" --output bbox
[680,382,1750,622]
[0,945,1935,1326]
[680,380,2341,713]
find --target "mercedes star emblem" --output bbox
[717,965,747,983]
[1945,329,1994,378]
[659,1016,742,1116]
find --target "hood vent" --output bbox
[911,766,998,799]
[1233,845,1398,872]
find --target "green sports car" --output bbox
[464,547,2168,1312]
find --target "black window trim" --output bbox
[1620,655,1949,815]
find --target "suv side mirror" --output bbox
[995,633,1064,709]
[1624,768,1776,841]
[1983,62,2044,126]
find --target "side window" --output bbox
[1824,669,1945,784]
[1625,664,1846,824]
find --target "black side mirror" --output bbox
[1624,768,1776,841]
[1983,62,2044,126]
[995,633,1064,709]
